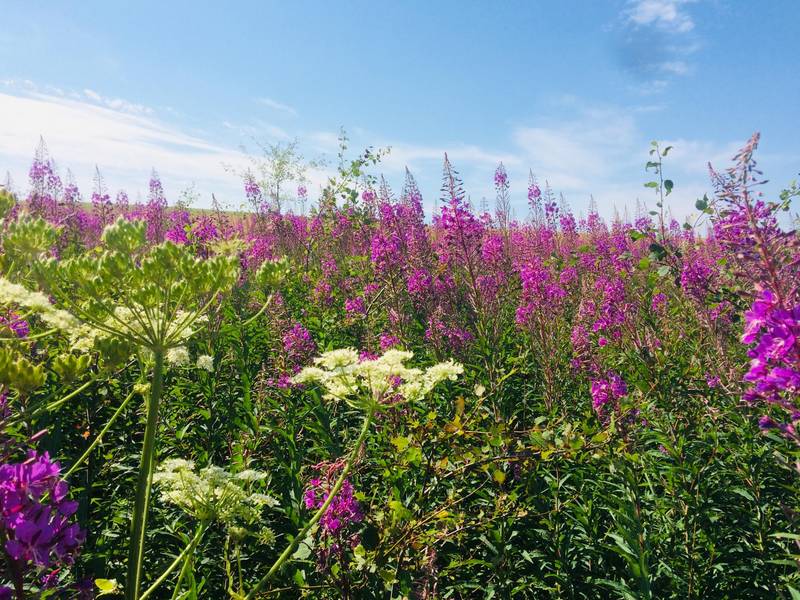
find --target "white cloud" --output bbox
[616,0,700,91]
[82,88,154,116]
[659,60,690,75]
[379,142,519,174]
[512,109,638,184]
[0,90,253,205]
[502,105,752,221]
[256,96,298,117]
[223,119,291,141]
[0,84,771,224]
[626,0,696,33]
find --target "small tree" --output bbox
[230,140,321,213]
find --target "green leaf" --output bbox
[695,196,708,211]
[292,534,315,560]
[730,487,755,502]
[95,579,119,596]
[609,533,635,556]
[644,181,659,189]
[388,500,412,522]
[664,179,674,195]
[391,436,410,452]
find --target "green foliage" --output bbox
[0,199,798,599]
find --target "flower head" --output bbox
[294,349,463,410]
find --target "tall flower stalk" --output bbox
[244,349,462,597]
[18,217,238,599]
[709,133,800,444]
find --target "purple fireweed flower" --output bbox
[481,234,505,265]
[282,323,317,369]
[407,268,432,296]
[0,449,84,573]
[740,292,800,411]
[370,232,402,274]
[651,293,668,314]
[190,217,219,244]
[379,333,400,351]
[680,255,716,303]
[707,134,800,444]
[344,297,366,316]
[0,313,29,338]
[590,372,628,418]
[493,164,508,188]
[304,475,363,535]
[433,197,484,268]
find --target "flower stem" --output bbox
[65,388,136,479]
[140,524,205,600]
[244,406,374,599]
[125,350,165,600]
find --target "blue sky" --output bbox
[1,0,798,220]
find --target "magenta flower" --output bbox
[590,372,628,418]
[304,477,363,535]
[0,449,84,575]
[344,297,366,316]
[0,313,29,338]
[282,323,317,369]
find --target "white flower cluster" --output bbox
[164,348,214,371]
[0,277,80,333]
[166,346,190,367]
[293,348,463,409]
[196,354,214,372]
[153,459,278,526]
[67,323,106,353]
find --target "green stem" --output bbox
[64,388,136,479]
[140,524,205,600]
[0,327,57,342]
[125,350,165,600]
[240,294,273,328]
[244,406,374,599]
[170,546,193,600]
[46,377,96,412]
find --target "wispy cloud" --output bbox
[256,96,298,117]
[625,0,696,33]
[82,88,154,116]
[0,83,765,222]
[614,0,700,88]
[0,89,252,204]
[222,119,291,141]
[500,103,754,220]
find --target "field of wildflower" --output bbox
[0,132,799,599]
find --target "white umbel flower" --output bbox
[0,277,80,332]
[166,346,190,367]
[293,348,463,410]
[154,459,276,525]
[196,354,214,372]
[313,348,359,369]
